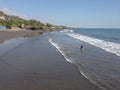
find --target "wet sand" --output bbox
[0,30,42,43]
[0,33,101,90]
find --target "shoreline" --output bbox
[48,35,103,90]
[0,30,102,90]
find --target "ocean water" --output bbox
[48,28,120,90]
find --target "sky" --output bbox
[0,0,120,28]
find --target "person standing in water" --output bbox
[80,45,83,53]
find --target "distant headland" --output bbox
[0,11,67,31]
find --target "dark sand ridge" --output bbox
[0,30,42,43]
[0,32,101,90]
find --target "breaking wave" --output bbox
[67,32,120,57]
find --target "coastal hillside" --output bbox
[0,11,66,30]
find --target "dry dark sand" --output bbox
[0,32,101,90]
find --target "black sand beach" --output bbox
[0,30,42,43]
[0,32,101,90]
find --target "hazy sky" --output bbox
[0,0,120,28]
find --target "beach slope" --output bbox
[0,33,101,90]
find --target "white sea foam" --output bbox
[70,30,73,32]
[60,29,73,33]
[60,30,64,32]
[67,33,120,57]
[48,38,73,64]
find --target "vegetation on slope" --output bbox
[0,11,66,30]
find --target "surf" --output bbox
[67,31,120,57]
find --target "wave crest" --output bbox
[67,33,120,57]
